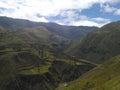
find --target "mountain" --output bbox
[39,22,97,40]
[0,17,68,55]
[0,16,97,90]
[0,16,97,40]
[1,16,120,90]
[66,21,120,63]
[0,16,97,59]
[57,55,120,90]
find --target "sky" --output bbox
[0,0,120,27]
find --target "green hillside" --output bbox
[1,16,120,90]
[0,25,69,56]
[0,16,97,40]
[0,50,44,89]
[40,22,97,40]
[57,55,120,90]
[15,26,68,43]
[0,16,97,90]
[0,50,95,90]
[66,21,120,63]
[0,16,97,54]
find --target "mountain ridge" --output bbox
[66,21,120,63]
[0,16,98,40]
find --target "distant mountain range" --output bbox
[0,16,97,40]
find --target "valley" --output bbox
[0,16,96,90]
[0,16,120,90]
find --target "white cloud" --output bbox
[92,17,110,23]
[56,10,111,27]
[102,4,116,13]
[101,5,120,16]
[114,9,120,15]
[36,17,48,22]
[0,0,119,26]
[54,12,111,27]
[72,20,101,27]
[72,18,111,27]
[1,0,119,17]
[0,0,99,17]
[101,2,120,16]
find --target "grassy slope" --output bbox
[41,23,97,40]
[0,25,69,60]
[0,16,98,90]
[0,50,95,90]
[15,26,67,43]
[0,17,69,47]
[0,50,44,75]
[0,16,97,40]
[19,63,51,74]
[57,55,120,90]
[66,21,120,63]
[0,50,47,89]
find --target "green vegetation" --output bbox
[66,21,120,63]
[40,22,97,40]
[57,55,120,90]
[0,16,120,90]
[20,63,51,74]
[0,16,97,40]
[0,16,96,90]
